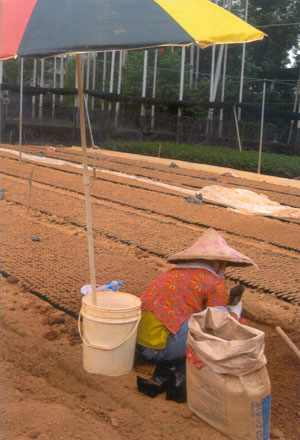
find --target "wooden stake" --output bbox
[19,58,24,162]
[76,54,97,306]
[27,166,35,212]
[93,153,96,180]
[275,326,300,362]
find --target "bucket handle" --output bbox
[78,309,141,351]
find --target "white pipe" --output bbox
[0,61,3,84]
[218,0,232,137]
[233,104,242,151]
[86,53,90,106]
[39,59,45,107]
[212,45,224,102]
[76,54,97,305]
[52,58,56,111]
[238,0,249,121]
[189,45,194,88]
[19,58,24,161]
[209,46,216,104]
[141,50,148,118]
[219,44,228,137]
[195,46,200,82]
[108,51,115,111]
[60,56,64,104]
[151,49,158,129]
[91,53,96,110]
[32,59,37,113]
[115,51,123,124]
[102,52,107,111]
[38,59,44,120]
[84,94,95,147]
[178,46,186,117]
[287,76,300,144]
[258,80,267,174]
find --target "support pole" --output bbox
[86,53,91,107]
[238,0,249,121]
[59,56,64,104]
[151,49,158,130]
[195,46,200,83]
[258,80,267,174]
[0,61,3,144]
[115,51,123,126]
[218,0,232,138]
[91,53,96,111]
[275,327,300,361]
[52,57,57,119]
[141,50,148,120]
[19,58,24,162]
[102,52,107,111]
[108,51,115,112]
[27,166,35,212]
[233,104,242,152]
[189,45,194,88]
[287,75,300,144]
[177,47,186,143]
[31,59,37,119]
[76,54,97,305]
[39,59,44,120]
[84,94,95,147]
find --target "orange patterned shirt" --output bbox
[141,268,227,334]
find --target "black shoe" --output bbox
[136,375,165,398]
[165,373,187,403]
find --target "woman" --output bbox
[136,228,257,364]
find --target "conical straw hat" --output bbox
[168,228,257,267]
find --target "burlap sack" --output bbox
[187,307,266,376]
[186,308,271,440]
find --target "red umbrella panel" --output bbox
[0,0,265,305]
[1,0,265,60]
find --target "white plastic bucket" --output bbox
[78,291,141,376]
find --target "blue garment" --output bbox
[137,319,190,362]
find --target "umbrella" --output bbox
[0,0,265,304]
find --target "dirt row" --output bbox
[1,152,300,306]
[1,144,300,440]
[5,143,300,204]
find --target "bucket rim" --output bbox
[82,291,141,311]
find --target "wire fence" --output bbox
[1,86,300,155]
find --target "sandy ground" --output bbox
[1,144,300,440]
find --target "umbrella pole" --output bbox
[76,54,97,305]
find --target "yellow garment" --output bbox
[137,311,170,349]
[155,0,265,48]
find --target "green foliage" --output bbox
[102,140,300,179]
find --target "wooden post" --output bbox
[76,54,97,305]
[52,57,57,119]
[31,59,37,119]
[27,166,35,212]
[177,46,185,143]
[141,50,148,126]
[238,0,248,121]
[84,94,95,147]
[39,59,45,120]
[151,49,158,130]
[258,80,266,174]
[108,51,115,112]
[91,53,96,111]
[233,105,242,151]
[275,327,300,362]
[19,58,24,162]
[287,75,300,144]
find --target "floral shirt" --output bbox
[141,268,227,334]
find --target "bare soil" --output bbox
[1,144,300,440]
